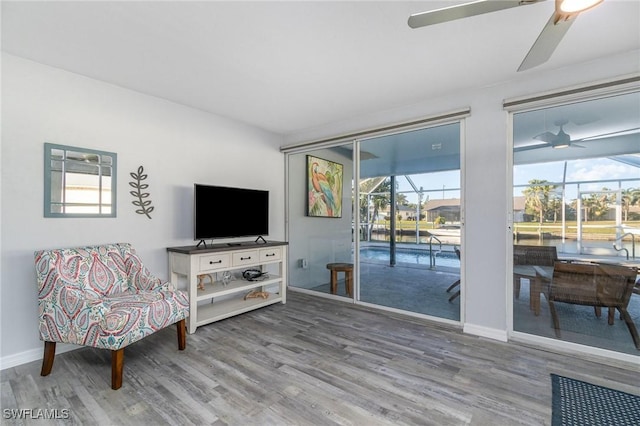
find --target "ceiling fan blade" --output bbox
[533,131,557,143]
[518,12,575,71]
[570,143,586,148]
[408,0,539,29]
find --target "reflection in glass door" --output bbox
[358,123,461,321]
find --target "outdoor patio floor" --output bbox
[310,260,640,356]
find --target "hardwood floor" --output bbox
[2,292,638,425]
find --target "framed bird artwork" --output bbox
[306,155,343,218]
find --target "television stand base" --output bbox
[255,236,267,244]
[167,241,288,334]
[196,239,208,249]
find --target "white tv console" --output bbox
[167,241,287,334]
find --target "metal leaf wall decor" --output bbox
[129,166,154,219]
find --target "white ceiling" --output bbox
[2,0,639,136]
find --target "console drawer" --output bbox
[199,253,230,271]
[260,247,282,262]
[232,250,259,266]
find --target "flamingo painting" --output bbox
[307,155,343,218]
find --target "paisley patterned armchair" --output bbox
[34,243,189,389]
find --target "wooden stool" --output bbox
[326,263,353,297]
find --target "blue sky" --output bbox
[513,158,639,200]
[392,158,639,205]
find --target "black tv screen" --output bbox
[194,184,269,240]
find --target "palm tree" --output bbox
[622,187,640,222]
[523,179,557,228]
[370,178,392,223]
[548,197,564,223]
[580,190,611,221]
[358,177,392,240]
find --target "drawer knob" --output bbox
[210,260,222,264]
[241,256,252,260]
[266,253,275,257]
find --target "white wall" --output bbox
[0,54,285,367]
[284,51,640,340]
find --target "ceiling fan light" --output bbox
[559,0,603,13]
[553,142,570,149]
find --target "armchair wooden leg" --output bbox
[111,349,124,390]
[177,319,186,350]
[41,341,56,376]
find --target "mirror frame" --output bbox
[44,143,117,218]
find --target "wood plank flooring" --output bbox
[2,291,638,425]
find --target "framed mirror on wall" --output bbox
[44,143,117,217]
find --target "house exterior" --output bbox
[513,196,527,222]
[380,204,420,221]
[424,199,461,223]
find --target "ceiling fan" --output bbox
[517,124,640,152]
[516,119,586,151]
[408,0,605,71]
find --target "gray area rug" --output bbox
[551,374,640,426]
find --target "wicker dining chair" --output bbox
[539,261,639,350]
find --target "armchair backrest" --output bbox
[550,261,637,308]
[35,243,140,298]
[514,245,558,266]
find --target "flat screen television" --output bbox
[194,184,269,245]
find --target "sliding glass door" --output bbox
[357,124,462,321]
[511,91,640,356]
[285,119,464,323]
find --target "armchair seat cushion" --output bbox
[99,290,188,348]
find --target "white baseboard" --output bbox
[0,344,79,371]
[463,323,508,342]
